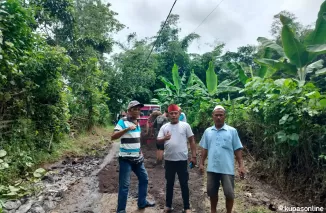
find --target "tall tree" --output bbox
[106,39,157,114]
[270,10,313,45]
[153,14,200,86]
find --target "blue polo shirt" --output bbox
[199,124,243,175]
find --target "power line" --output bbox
[191,0,225,33]
[144,0,178,65]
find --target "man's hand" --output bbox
[164,131,171,141]
[128,125,136,131]
[199,164,205,174]
[190,156,197,166]
[238,166,245,179]
[111,125,136,140]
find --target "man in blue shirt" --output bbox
[111,100,155,213]
[199,105,245,213]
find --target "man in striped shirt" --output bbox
[111,100,155,213]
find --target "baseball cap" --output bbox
[127,100,144,110]
[213,105,225,111]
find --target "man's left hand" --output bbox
[190,157,197,166]
[238,166,245,179]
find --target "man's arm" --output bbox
[235,149,245,178]
[188,136,197,164]
[111,126,133,140]
[157,126,170,144]
[232,129,245,178]
[235,149,244,168]
[145,120,150,135]
[157,133,170,143]
[200,148,208,167]
[156,136,166,144]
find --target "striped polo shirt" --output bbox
[114,117,141,158]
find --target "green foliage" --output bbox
[206,61,218,95]
[306,1,326,46]
[258,5,326,82]
[0,0,123,200]
[280,15,309,68]
[107,40,157,114]
[172,64,181,95]
[155,63,189,107]
[224,62,249,84]
[257,37,285,57]
[0,148,48,203]
[1,0,326,207]
[153,2,326,206]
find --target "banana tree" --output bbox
[255,1,326,82]
[154,63,190,106]
[224,62,250,84]
[187,61,241,97]
[155,62,240,107]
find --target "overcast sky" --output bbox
[107,0,324,54]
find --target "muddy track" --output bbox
[99,142,206,212]
[4,141,301,213]
[49,142,300,213]
[49,143,119,213]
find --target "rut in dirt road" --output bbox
[99,142,206,212]
[50,143,119,213]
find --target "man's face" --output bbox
[168,111,180,123]
[212,109,226,126]
[129,106,141,118]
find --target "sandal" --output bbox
[182,209,191,213]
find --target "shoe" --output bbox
[138,200,156,209]
[163,207,174,213]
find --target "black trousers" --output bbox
[165,160,190,210]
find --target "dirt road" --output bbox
[49,141,298,213]
[98,142,206,213]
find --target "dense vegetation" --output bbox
[0,0,325,207]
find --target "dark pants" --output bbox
[165,160,190,210]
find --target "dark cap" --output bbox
[127,100,144,110]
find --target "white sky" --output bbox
[106,0,324,54]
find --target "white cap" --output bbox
[213,105,225,111]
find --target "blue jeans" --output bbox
[117,158,148,213]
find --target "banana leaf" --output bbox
[280,15,309,69]
[306,59,324,74]
[172,63,181,95]
[255,58,297,76]
[206,61,218,95]
[257,37,285,57]
[159,76,176,91]
[307,44,326,54]
[225,62,248,84]
[306,1,326,45]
